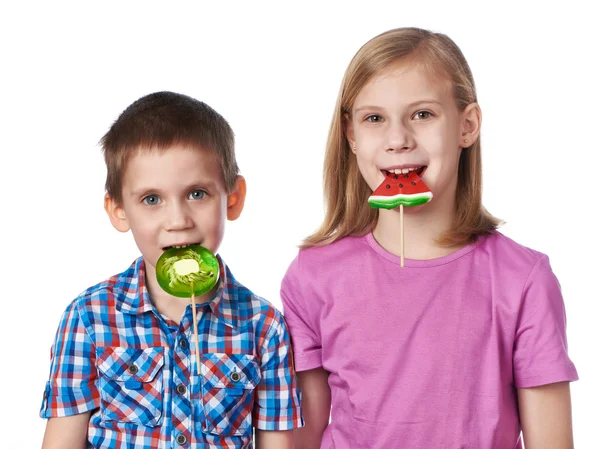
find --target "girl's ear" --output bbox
[104,194,130,233]
[343,112,357,153]
[461,103,482,147]
[227,176,247,221]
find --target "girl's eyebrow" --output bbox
[354,105,385,113]
[408,99,443,107]
[354,99,442,113]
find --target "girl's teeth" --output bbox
[386,167,421,175]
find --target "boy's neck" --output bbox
[143,259,215,325]
[373,199,463,260]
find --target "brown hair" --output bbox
[100,91,238,205]
[303,27,501,248]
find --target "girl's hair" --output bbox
[302,27,501,248]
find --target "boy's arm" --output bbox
[255,429,294,449]
[253,312,303,435]
[518,382,574,449]
[293,367,331,449]
[41,412,91,449]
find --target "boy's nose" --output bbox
[165,202,194,231]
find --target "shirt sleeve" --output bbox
[252,311,304,430]
[513,255,579,388]
[40,299,99,418]
[280,255,323,372]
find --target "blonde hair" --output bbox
[303,27,501,248]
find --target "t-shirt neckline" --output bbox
[364,231,486,268]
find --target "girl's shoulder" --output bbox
[284,235,368,280]
[481,231,548,267]
[296,234,369,263]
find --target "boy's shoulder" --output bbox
[67,257,143,315]
[225,266,287,332]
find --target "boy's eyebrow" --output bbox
[354,99,442,113]
[129,181,217,196]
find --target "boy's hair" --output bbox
[303,27,501,248]
[100,91,238,205]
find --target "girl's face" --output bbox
[346,62,480,211]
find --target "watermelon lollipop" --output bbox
[368,170,432,209]
[368,170,432,267]
[156,244,219,374]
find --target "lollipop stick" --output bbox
[400,204,404,268]
[190,286,201,376]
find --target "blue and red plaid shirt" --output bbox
[40,256,303,448]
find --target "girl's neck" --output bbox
[373,199,464,260]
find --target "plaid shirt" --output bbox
[40,256,303,448]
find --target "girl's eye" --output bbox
[413,111,432,120]
[188,190,206,200]
[365,114,383,123]
[142,195,160,206]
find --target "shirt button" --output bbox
[176,434,187,445]
[230,372,241,382]
[180,338,188,349]
[127,364,139,375]
[176,384,186,395]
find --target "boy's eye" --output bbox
[413,111,432,120]
[365,114,383,123]
[142,195,161,206]
[188,190,206,200]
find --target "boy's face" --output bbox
[105,145,245,274]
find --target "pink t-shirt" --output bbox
[281,231,578,449]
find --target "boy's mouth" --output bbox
[162,243,200,251]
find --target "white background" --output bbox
[1,1,598,447]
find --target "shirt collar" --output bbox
[115,255,239,328]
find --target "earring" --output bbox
[463,139,468,144]
[352,144,356,151]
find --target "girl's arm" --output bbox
[41,412,91,449]
[518,381,574,449]
[294,367,331,449]
[255,430,294,449]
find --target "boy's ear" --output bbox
[104,193,130,233]
[343,112,357,153]
[461,102,482,147]
[227,176,246,221]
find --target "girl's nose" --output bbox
[386,121,415,152]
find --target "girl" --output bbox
[281,27,578,449]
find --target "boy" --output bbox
[40,91,303,448]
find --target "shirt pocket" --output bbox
[200,353,261,436]
[96,346,165,426]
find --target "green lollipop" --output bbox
[155,244,219,376]
[156,244,220,298]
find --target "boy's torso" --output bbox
[43,256,290,449]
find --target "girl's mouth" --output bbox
[382,166,427,177]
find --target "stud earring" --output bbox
[464,139,468,144]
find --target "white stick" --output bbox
[191,288,201,376]
[400,204,404,268]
